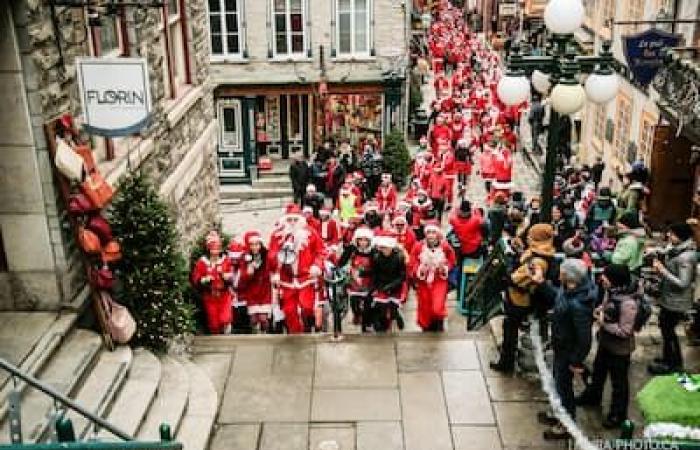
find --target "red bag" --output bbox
[81,172,114,209]
[68,193,96,215]
[258,157,272,171]
[90,265,115,290]
[101,241,122,263]
[74,145,97,175]
[87,214,113,244]
[78,227,102,254]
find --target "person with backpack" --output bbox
[648,222,698,374]
[584,187,617,235]
[576,264,639,429]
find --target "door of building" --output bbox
[217,99,248,180]
[648,125,694,228]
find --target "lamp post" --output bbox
[496,0,620,223]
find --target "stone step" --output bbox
[220,185,293,201]
[0,313,78,422]
[259,167,290,178]
[175,359,218,450]
[98,348,161,440]
[0,329,102,444]
[252,176,292,189]
[66,346,133,441]
[137,355,189,441]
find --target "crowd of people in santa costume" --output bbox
[190,0,527,336]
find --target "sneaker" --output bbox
[543,424,570,440]
[537,411,558,426]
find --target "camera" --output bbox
[640,246,666,299]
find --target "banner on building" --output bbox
[76,58,152,137]
[622,28,681,87]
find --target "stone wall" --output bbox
[0,0,219,311]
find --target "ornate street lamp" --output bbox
[496,0,621,222]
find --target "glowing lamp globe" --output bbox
[550,82,586,114]
[544,0,585,34]
[497,75,530,106]
[584,72,619,104]
[532,70,551,94]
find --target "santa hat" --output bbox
[381,173,392,181]
[349,208,364,222]
[353,171,364,180]
[353,226,374,242]
[419,136,428,145]
[392,214,408,225]
[433,165,443,172]
[302,206,313,215]
[373,229,397,248]
[492,180,512,191]
[284,203,303,219]
[205,230,222,250]
[340,183,352,194]
[244,230,263,247]
[397,200,411,210]
[319,207,331,217]
[423,220,442,235]
[227,239,246,260]
[365,202,379,212]
[306,184,316,193]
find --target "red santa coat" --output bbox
[192,256,233,333]
[448,210,484,255]
[492,149,513,182]
[430,125,451,151]
[375,184,398,213]
[428,171,449,199]
[409,240,456,330]
[396,228,418,256]
[319,218,342,247]
[237,251,273,315]
[346,250,374,297]
[411,198,433,227]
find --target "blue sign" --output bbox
[623,28,681,87]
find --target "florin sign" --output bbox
[623,28,681,87]
[77,58,152,136]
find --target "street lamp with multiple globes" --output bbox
[496,0,621,222]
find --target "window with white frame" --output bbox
[272,0,306,56]
[219,101,242,149]
[337,0,370,56]
[209,0,243,57]
[162,0,190,98]
[99,17,121,55]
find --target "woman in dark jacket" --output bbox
[576,264,637,429]
[533,258,596,440]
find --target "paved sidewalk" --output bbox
[196,332,562,450]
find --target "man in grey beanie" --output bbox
[532,258,597,440]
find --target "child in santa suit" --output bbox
[191,231,234,334]
[237,231,273,333]
[268,204,327,333]
[409,221,456,332]
[337,226,375,331]
[375,173,398,214]
[411,189,434,240]
[370,231,407,332]
[226,239,252,334]
[318,207,342,253]
[428,165,449,222]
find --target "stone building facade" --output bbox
[0,0,220,310]
[209,0,411,182]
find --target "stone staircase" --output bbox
[0,313,218,450]
[220,161,293,202]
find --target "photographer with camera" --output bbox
[648,222,697,375]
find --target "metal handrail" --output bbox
[0,358,134,442]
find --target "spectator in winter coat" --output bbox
[609,212,645,274]
[576,264,637,429]
[533,258,596,440]
[302,184,325,218]
[648,222,698,374]
[487,192,509,245]
[289,155,309,204]
[584,187,616,234]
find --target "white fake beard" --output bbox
[282,223,310,253]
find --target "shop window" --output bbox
[614,94,631,160]
[326,94,382,146]
[162,0,191,99]
[272,0,306,57]
[337,0,371,56]
[209,0,245,57]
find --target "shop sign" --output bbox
[77,58,152,137]
[622,28,681,87]
[498,3,517,16]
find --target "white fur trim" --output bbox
[424,224,442,234]
[373,236,397,248]
[492,180,512,190]
[353,228,374,241]
[248,304,272,315]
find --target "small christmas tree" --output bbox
[382,129,412,186]
[110,171,195,351]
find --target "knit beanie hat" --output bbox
[618,211,640,230]
[560,258,589,285]
[669,222,693,242]
[603,263,631,288]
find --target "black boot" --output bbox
[489,360,514,373]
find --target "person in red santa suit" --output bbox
[337,226,375,331]
[227,238,252,333]
[302,206,321,235]
[439,142,457,210]
[449,111,467,148]
[268,204,326,333]
[375,172,398,214]
[419,153,434,190]
[237,231,273,333]
[392,214,417,257]
[490,144,513,202]
[410,221,456,332]
[318,207,342,253]
[430,115,451,154]
[454,138,473,187]
[404,178,421,203]
[411,189,434,240]
[192,231,234,334]
[428,165,449,222]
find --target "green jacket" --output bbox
[610,232,644,272]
